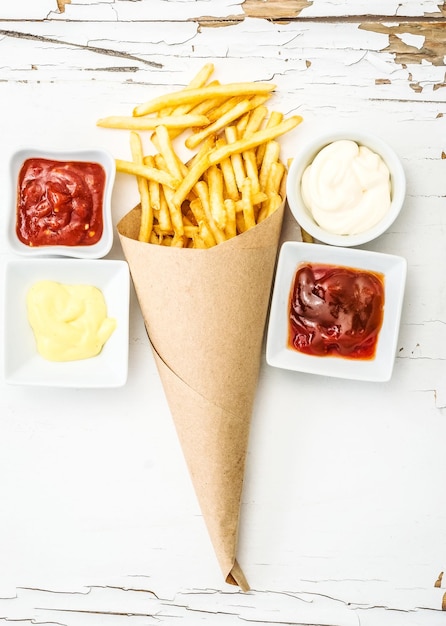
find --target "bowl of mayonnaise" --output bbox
[286,130,406,247]
[3,258,130,387]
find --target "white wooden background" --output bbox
[1,1,446,624]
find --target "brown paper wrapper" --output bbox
[117,202,284,591]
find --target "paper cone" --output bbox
[117,202,284,590]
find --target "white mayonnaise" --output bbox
[301,139,391,235]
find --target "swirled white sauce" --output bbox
[301,140,391,235]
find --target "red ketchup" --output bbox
[288,263,385,359]
[16,158,106,247]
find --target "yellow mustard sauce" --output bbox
[27,280,117,361]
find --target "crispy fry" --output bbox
[194,180,226,245]
[156,85,221,143]
[241,177,256,231]
[189,199,217,248]
[258,140,281,192]
[188,197,207,226]
[236,210,246,234]
[171,232,186,248]
[242,149,260,194]
[158,187,173,233]
[256,110,284,166]
[116,159,180,189]
[156,74,219,135]
[158,63,215,117]
[130,131,153,243]
[154,157,185,239]
[236,111,250,135]
[216,138,239,202]
[224,126,246,192]
[97,114,210,130]
[158,229,174,246]
[198,221,217,248]
[187,87,222,118]
[207,164,226,230]
[188,62,215,87]
[205,96,245,125]
[208,116,303,165]
[133,82,276,117]
[149,231,160,245]
[257,192,283,222]
[187,135,215,169]
[224,199,237,239]
[234,191,267,213]
[268,160,286,196]
[143,154,161,214]
[243,105,268,138]
[185,95,269,151]
[172,150,211,212]
[155,124,188,180]
[240,106,267,195]
[258,161,286,221]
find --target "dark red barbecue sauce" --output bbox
[288,263,385,360]
[16,158,106,247]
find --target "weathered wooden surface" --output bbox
[1,1,446,624]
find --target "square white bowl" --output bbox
[3,258,130,387]
[8,148,115,258]
[266,241,407,382]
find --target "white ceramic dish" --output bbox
[286,130,406,247]
[266,241,407,382]
[8,148,115,258]
[3,258,130,387]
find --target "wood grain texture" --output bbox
[242,0,313,19]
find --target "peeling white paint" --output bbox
[300,0,443,18]
[364,50,403,74]
[1,0,442,21]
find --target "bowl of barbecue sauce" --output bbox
[266,241,407,382]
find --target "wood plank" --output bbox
[2,0,444,21]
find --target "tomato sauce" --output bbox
[16,158,106,247]
[288,263,385,359]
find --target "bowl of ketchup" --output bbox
[266,241,407,382]
[8,148,115,258]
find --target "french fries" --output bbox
[96,114,211,131]
[133,81,276,117]
[98,64,303,247]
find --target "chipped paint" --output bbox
[56,0,71,12]
[241,0,313,19]
[360,21,446,67]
